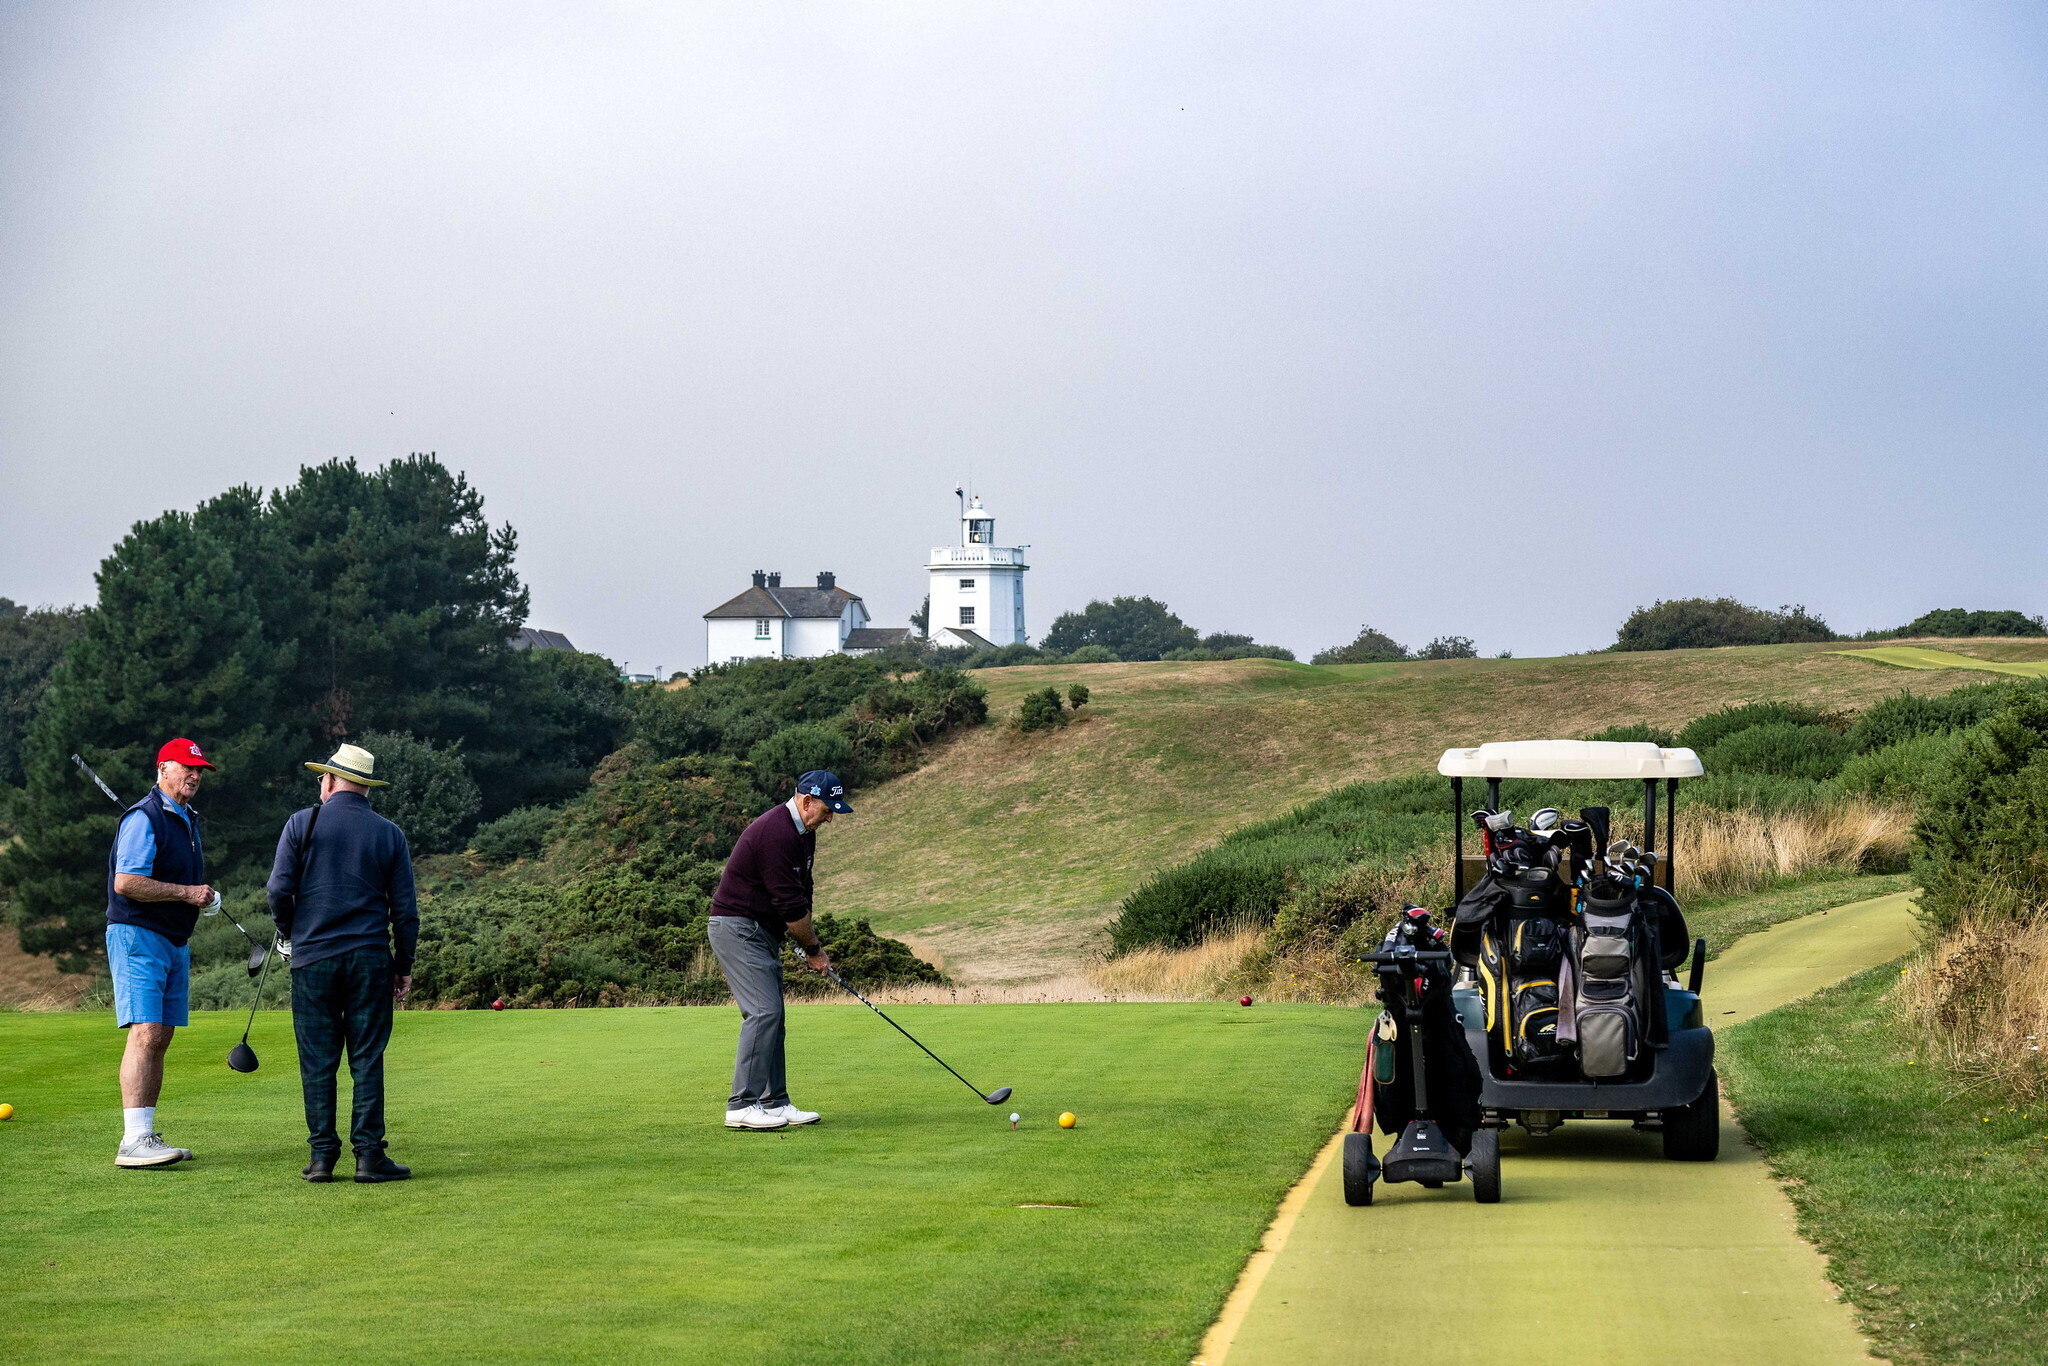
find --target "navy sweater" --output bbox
[711,803,816,936]
[266,792,420,973]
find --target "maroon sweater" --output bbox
[711,803,816,936]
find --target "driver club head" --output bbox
[246,943,269,976]
[985,1086,1013,1105]
[227,1041,259,1073]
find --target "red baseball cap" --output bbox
[157,738,214,769]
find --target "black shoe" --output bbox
[302,1154,336,1183]
[354,1151,411,1183]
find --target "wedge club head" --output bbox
[227,1041,259,1073]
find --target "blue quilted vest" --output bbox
[105,787,206,946]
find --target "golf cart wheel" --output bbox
[1468,1128,1501,1203]
[1662,1069,1721,1162]
[1342,1132,1377,1206]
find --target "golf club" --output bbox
[72,753,278,1065]
[823,966,1011,1105]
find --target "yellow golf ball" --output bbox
[0,1102,14,1120]
[1058,1112,1077,1129]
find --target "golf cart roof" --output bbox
[1437,740,1705,780]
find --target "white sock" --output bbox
[123,1106,155,1139]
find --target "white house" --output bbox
[927,492,1028,649]
[704,571,870,661]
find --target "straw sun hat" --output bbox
[305,742,390,787]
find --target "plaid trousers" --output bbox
[290,946,394,1158]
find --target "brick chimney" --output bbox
[751,570,766,588]
[817,571,836,590]
[767,572,781,587]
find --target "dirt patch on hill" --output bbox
[0,926,92,1009]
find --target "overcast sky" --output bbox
[4,2,2045,668]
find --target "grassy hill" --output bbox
[817,638,2048,983]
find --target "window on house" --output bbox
[754,618,771,639]
[959,578,975,589]
[959,606,976,626]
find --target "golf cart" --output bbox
[1439,740,1719,1162]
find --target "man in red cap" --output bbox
[105,737,217,1168]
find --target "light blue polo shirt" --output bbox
[114,792,201,875]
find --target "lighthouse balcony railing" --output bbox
[928,546,1026,567]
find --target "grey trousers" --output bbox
[708,915,788,1109]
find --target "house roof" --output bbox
[704,584,863,620]
[509,628,578,651]
[937,627,995,651]
[844,628,912,650]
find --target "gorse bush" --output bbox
[467,805,559,865]
[1703,722,1854,783]
[1835,733,1966,808]
[1016,687,1067,732]
[1677,701,1842,754]
[1846,684,2017,752]
[1868,608,2046,640]
[1913,683,2048,934]
[1583,723,1678,746]
[1312,626,1407,665]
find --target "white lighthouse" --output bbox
[926,489,1029,648]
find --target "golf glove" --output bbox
[275,938,293,962]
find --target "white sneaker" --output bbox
[116,1132,189,1168]
[725,1104,790,1130]
[761,1103,820,1126]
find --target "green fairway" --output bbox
[1830,644,2048,677]
[1,1002,1360,1365]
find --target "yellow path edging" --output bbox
[1200,890,1920,1366]
[1191,1111,1353,1366]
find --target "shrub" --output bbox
[1914,684,2048,933]
[556,751,759,877]
[1064,645,1119,663]
[782,912,948,992]
[1583,723,1678,746]
[1067,684,1090,710]
[1415,636,1478,660]
[1042,597,1199,660]
[962,643,1051,669]
[1677,701,1839,754]
[1847,684,2017,752]
[1016,687,1066,732]
[1702,722,1854,782]
[357,730,483,855]
[747,723,854,801]
[1312,626,1408,665]
[469,805,560,865]
[1613,598,1836,651]
[1834,733,1965,807]
[1870,608,2046,640]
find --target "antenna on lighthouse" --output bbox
[955,485,965,519]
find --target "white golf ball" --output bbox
[1009,1113,1021,1123]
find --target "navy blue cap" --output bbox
[795,770,853,813]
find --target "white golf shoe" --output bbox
[761,1103,820,1126]
[116,1132,189,1168]
[725,1104,790,1130]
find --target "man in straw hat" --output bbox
[266,742,419,1183]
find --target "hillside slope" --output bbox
[816,638,2048,983]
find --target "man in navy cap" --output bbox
[708,770,852,1130]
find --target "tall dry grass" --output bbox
[1898,911,2048,1103]
[1085,800,1912,1004]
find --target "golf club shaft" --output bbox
[240,936,276,1044]
[825,967,991,1102]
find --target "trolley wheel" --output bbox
[1662,1069,1722,1162]
[1468,1128,1501,1203]
[1342,1131,1378,1206]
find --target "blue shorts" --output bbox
[106,923,190,1028]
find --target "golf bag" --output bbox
[1452,830,1575,1073]
[1367,908,1485,1164]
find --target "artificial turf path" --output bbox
[0,1002,1358,1364]
[1210,890,1922,1366]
